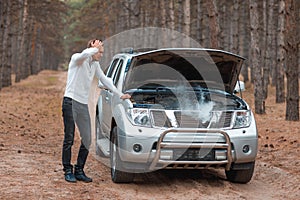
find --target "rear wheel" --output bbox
[225,162,255,184]
[110,126,134,183]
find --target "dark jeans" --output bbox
[62,97,91,172]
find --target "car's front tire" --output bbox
[225,161,255,183]
[110,126,134,183]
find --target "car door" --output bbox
[100,58,120,136]
[102,58,125,135]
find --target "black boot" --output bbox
[74,165,92,182]
[64,168,76,183]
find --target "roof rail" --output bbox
[119,47,157,54]
[134,47,157,52]
[120,47,134,54]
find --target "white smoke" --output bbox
[174,85,215,123]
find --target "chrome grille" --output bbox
[174,111,209,128]
[210,111,233,128]
[150,110,233,128]
[151,110,170,127]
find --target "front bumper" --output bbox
[117,126,258,171]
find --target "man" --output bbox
[62,39,130,183]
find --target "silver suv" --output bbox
[95,48,258,183]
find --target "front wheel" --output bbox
[110,126,134,183]
[225,162,255,184]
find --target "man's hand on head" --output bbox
[91,40,103,49]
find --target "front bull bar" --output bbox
[149,129,233,171]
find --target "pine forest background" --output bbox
[0,0,299,120]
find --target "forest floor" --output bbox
[0,70,299,200]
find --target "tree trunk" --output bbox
[131,0,140,29]
[194,0,202,45]
[250,0,265,114]
[168,0,176,47]
[160,0,166,29]
[206,0,220,49]
[25,16,33,76]
[159,0,168,47]
[15,0,29,82]
[276,0,286,103]
[182,0,190,47]
[1,0,12,87]
[30,21,38,75]
[175,0,183,35]
[199,0,209,47]
[270,1,279,86]
[221,1,231,51]
[168,0,175,30]
[267,0,278,86]
[239,0,249,82]
[285,0,299,121]
[0,1,5,90]
[261,0,269,100]
[231,0,239,54]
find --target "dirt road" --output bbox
[0,70,299,200]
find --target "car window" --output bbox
[125,58,131,72]
[106,58,119,78]
[113,60,124,85]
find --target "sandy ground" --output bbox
[0,70,299,200]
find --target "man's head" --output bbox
[92,45,104,61]
[88,39,104,61]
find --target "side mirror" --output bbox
[234,81,245,93]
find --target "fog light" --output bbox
[215,150,227,160]
[133,144,142,152]
[242,145,250,153]
[160,150,173,160]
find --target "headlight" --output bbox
[233,111,251,128]
[126,108,151,127]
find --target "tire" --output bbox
[110,126,134,183]
[225,162,255,184]
[95,113,106,157]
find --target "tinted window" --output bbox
[113,60,124,85]
[106,58,119,78]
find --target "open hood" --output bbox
[123,48,245,94]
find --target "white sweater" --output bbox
[64,47,123,104]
